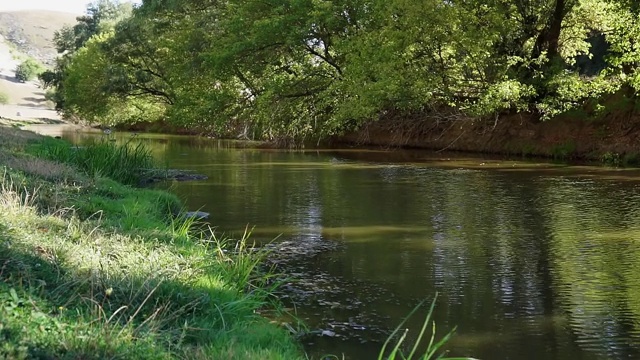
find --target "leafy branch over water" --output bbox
[44,0,640,143]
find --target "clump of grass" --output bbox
[381,294,475,360]
[600,151,621,167]
[550,141,577,160]
[32,137,155,185]
[69,177,183,232]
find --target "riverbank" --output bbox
[113,105,640,167]
[0,125,304,359]
[336,96,640,165]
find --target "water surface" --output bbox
[52,130,640,359]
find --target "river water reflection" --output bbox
[54,130,640,359]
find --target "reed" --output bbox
[32,137,154,185]
[380,294,476,360]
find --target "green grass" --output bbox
[601,151,621,167]
[30,137,155,186]
[0,126,303,359]
[550,141,577,160]
[380,295,475,360]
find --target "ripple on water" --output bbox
[546,198,640,360]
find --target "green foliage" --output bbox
[51,0,640,142]
[381,294,474,360]
[38,58,70,110]
[47,0,134,113]
[551,141,578,160]
[61,31,167,125]
[31,137,155,186]
[0,91,8,105]
[14,58,44,82]
[0,128,304,359]
[53,0,133,53]
[601,151,622,166]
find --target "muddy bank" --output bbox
[335,99,640,163]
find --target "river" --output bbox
[44,127,640,359]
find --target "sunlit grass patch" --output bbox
[0,283,175,359]
[69,177,182,232]
[0,167,303,359]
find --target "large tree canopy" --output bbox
[52,0,640,142]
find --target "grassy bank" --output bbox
[0,126,303,359]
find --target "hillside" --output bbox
[0,33,60,123]
[0,10,77,65]
[0,10,75,123]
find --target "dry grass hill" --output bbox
[0,10,77,123]
[0,10,77,65]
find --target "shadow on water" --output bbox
[47,129,640,360]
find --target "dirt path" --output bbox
[0,33,61,122]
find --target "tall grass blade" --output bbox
[378,299,426,360]
[407,295,437,359]
[381,292,477,360]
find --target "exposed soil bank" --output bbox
[335,99,640,163]
[115,120,199,135]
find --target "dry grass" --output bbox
[0,125,81,182]
[0,152,79,181]
[0,125,42,148]
[0,10,77,62]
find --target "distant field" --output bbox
[0,10,77,64]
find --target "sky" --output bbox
[0,0,141,15]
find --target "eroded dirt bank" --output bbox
[336,103,640,163]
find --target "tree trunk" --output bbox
[546,0,565,59]
[533,0,573,60]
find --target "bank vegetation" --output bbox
[39,0,639,148]
[0,125,303,359]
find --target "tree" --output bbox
[53,0,133,54]
[53,0,640,141]
[62,32,165,124]
[47,0,134,112]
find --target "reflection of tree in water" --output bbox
[58,133,640,360]
[541,177,640,359]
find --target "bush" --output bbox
[0,91,8,105]
[15,58,44,82]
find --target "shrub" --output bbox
[15,58,45,82]
[0,91,8,105]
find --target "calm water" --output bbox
[54,129,640,359]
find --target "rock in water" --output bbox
[184,211,210,220]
